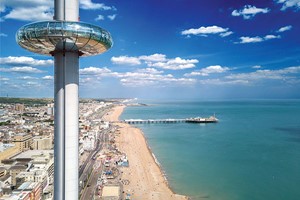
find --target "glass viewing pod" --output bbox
[16,21,113,56]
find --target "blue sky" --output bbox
[0,0,300,99]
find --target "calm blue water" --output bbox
[121,100,300,200]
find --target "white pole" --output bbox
[64,52,79,200]
[55,0,79,21]
[54,1,79,200]
[65,0,79,21]
[54,51,79,200]
[54,53,65,200]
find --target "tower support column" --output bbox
[54,53,65,200]
[64,52,79,200]
[54,51,79,200]
[16,1,112,199]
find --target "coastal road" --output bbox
[79,106,113,198]
[80,165,102,200]
[79,107,111,176]
[79,127,111,198]
[79,138,100,176]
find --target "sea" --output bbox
[120,100,300,200]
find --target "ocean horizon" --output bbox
[121,99,300,200]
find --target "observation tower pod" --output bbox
[16,1,112,200]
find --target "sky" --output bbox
[0,0,300,100]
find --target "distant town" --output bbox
[0,97,132,200]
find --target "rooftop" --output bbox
[12,150,53,159]
[9,165,27,170]
[102,185,120,197]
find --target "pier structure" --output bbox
[16,0,112,199]
[124,119,186,124]
[123,116,218,124]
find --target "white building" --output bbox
[82,132,96,151]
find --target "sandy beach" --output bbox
[104,105,188,200]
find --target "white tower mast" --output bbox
[53,1,79,199]
[16,0,113,199]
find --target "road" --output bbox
[79,138,100,176]
[80,163,103,200]
[79,106,112,177]
[78,106,113,199]
[79,127,110,199]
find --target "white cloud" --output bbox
[277,25,293,32]
[79,76,103,86]
[0,77,9,81]
[220,31,234,37]
[239,36,264,43]
[111,56,141,65]
[22,81,41,88]
[0,56,53,66]
[0,4,5,13]
[119,73,196,87]
[107,14,117,20]
[278,66,300,73]
[95,14,117,21]
[111,54,198,70]
[42,75,53,80]
[18,76,38,80]
[185,65,230,76]
[0,66,44,73]
[1,0,116,22]
[79,67,112,75]
[1,0,52,9]
[80,67,118,82]
[24,81,38,85]
[95,15,105,21]
[196,66,300,86]
[80,0,114,10]
[1,0,53,21]
[252,65,262,69]
[238,34,281,44]
[181,25,233,37]
[264,35,281,40]
[182,26,227,35]
[79,66,196,87]
[135,68,164,74]
[199,78,250,85]
[275,0,300,10]
[232,5,270,19]
[0,33,7,37]
[226,66,300,82]
[4,6,53,21]
[80,77,93,84]
[139,54,167,62]
[148,57,198,70]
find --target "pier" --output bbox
[122,116,218,124]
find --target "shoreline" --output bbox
[104,105,188,200]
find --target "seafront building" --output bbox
[12,134,33,152]
[31,136,53,150]
[0,99,120,199]
[0,143,19,163]
[0,102,55,198]
[81,132,96,151]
